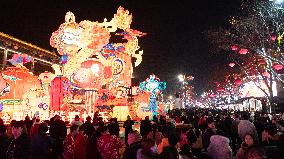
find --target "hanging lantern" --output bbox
[239,49,248,55]
[262,71,270,78]
[271,35,277,41]
[229,62,235,67]
[273,64,283,70]
[231,45,238,51]
[235,79,242,85]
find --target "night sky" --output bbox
[0,0,241,95]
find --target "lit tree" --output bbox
[207,0,284,112]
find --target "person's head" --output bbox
[75,115,80,121]
[0,125,7,135]
[271,117,277,124]
[38,123,48,134]
[207,118,215,129]
[25,115,30,121]
[11,121,25,139]
[54,115,60,121]
[145,116,149,120]
[245,145,266,159]
[70,124,79,136]
[127,115,131,120]
[100,125,108,134]
[168,132,180,147]
[86,116,92,122]
[128,130,142,145]
[152,123,158,131]
[244,134,254,146]
[141,138,155,155]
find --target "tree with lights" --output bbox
[207,0,284,112]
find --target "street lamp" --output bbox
[178,74,186,108]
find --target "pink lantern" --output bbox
[262,71,270,78]
[273,64,283,70]
[271,35,277,41]
[229,62,235,67]
[231,45,238,51]
[239,49,248,55]
[210,93,216,97]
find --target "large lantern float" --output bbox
[49,7,146,120]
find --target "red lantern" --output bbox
[231,45,238,51]
[273,64,283,70]
[235,79,242,85]
[229,62,235,67]
[239,49,248,55]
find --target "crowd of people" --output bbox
[0,108,284,159]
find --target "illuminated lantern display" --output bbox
[273,64,283,70]
[0,66,41,100]
[229,62,235,67]
[139,75,166,117]
[239,48,248,55]
[50,7,146,118]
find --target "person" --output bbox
[157,132,170,154]
[236,134,255,159]
[136,138,157,159]
[71,115,83,126]
[179,144,194,159]
[24,115,33,136]
[74,125,88,159]
[123,115,134,144]
[231,113,241,154]
[31,122,55,159]
[108,118,120,136]
[202,117,216,151]
[140,116,152,138]
[0,125,8,159]
[147,123,163,145]
[191,128,203,157]
[245,145,267,159]
[49,115,67,158]
[63,124,79,159]
[30,118,41,137]
[238,115,259,144]
[6,121,31,159]
[81,116,94,138]
[97,126,123,159]
[207,134,232,159]
[122,130,143,159]
[198,114,207,132]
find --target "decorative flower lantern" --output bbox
[239,49,248,55]
[229,62,235,68]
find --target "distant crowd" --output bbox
[0,108,284,159]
